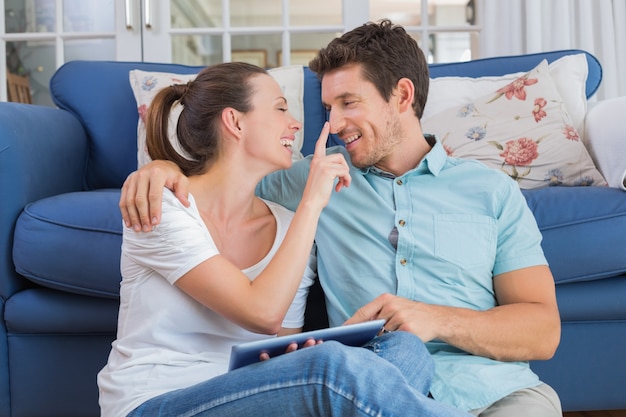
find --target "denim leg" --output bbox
[128,340,471,417]
[362,331,434,395]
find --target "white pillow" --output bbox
[583,95,626,189]
[267,65,305,160]
[424,54,589,139]
[422,59,606,190]
[130,65,305,168]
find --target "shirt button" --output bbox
[400,258,407,266]
[398,219,406,227]
[396,179,403,185]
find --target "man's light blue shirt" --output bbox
[257,140,547,411]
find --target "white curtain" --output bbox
[480,0,626,101]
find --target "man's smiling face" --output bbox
[321,64,403,170]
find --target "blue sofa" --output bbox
[1,50,625,416]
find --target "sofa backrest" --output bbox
[429,49,601,98]
[50,61,203,190]
[49,49,600,191]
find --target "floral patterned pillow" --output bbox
[424,53,589,140]
[421,59,607,189]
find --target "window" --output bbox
[1,0,481,104]
[170,0,345,67]
[170,0,481,67]
[370,0,480,63]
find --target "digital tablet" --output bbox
[228,319,386,371]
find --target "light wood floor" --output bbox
[564,411,626,417]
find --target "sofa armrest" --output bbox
[0,103,88,298]
[584,96,626,190]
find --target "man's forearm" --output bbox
[434,302,560,362]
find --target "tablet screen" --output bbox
[228,319,386,371]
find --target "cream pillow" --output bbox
[424,54,589,139]
[422,59,607,189]
[129,70,196,167]
[130,65,305,168]
[267,65,304,160]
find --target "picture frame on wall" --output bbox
[277,50,318,66]
[231,50,268,67]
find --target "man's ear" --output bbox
[221,107,243,137]
[395,78,415,114]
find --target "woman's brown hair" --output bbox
[145,62,267,176]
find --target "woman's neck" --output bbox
[188,159,265,225]
[188,160,276,268]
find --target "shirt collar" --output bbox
[358,134,446,179]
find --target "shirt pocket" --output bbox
[433,214,497,270]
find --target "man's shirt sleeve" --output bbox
[256,156,312,211]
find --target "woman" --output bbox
[99,62,467,417]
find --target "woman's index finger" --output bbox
[313,122,330,158]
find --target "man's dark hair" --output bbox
[309,19,429,119]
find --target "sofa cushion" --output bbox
[523,186,626,284]
[13,190,122,298]
[13,186,625,301]
[422,59,606,189]
[4,288,119,333]
[554,276,626,321]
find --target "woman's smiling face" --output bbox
[240,73,302,171]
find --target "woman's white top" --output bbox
[97,189,315,417]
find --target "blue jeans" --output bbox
[127,331,471,417]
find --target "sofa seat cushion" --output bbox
[12,185,626,297]
[522,186,626,284]
[13,189,123,298]
[555,276,626,322]
[5,288,119,333]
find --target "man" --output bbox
[120,20,562,416]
